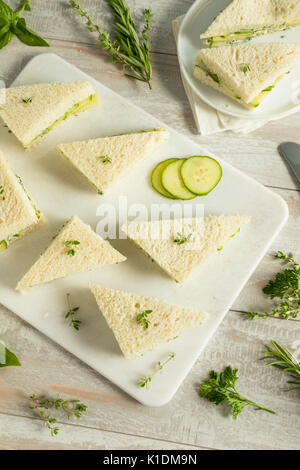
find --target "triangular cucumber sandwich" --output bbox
[90,284,208,359]
[57,129,169,195]
[0,151,44,253]
[16,216,126,292]
[0,81,99,149]
[122,215,251,283]
[201,0,300,47]
[194,43,300,109]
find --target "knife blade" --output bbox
[278,142,300,185]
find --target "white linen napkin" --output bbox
[172,15,268,135]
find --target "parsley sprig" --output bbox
[138,352,175,389]
[199,366,276,419]
[65,240,80,256]
[174,232,192,245]
[29,394,87,437]
[70,0,153,90]
[136,309,152,329]
[0,1,49,50]
[261,340,300,392]
[245,251,300,320]
[65,293,81,330]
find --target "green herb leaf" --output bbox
[136,309,152,329]
[245,252,300,320]
[0,344,21,368]
[13,17,49,47]
[0,26,12,49]
[174,232,192,245]
[0,0,15,22]
[199,366,276,419]
[65,293,82,330]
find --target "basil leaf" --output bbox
[0,28,12,49]
[0,346,21,367]
[13,17,49,47]
[0,0,15,22]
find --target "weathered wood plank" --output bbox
[233,187,300,313]
[0,40,299,191]
[0,413,205,450]
[0,300,299,450]
[7,0,193,55]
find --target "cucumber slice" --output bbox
[181,156,222,195]
[162,159,196,200]
[151,158,178,199]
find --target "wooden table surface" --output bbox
[0,0,299,450]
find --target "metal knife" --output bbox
[278,142,300,185]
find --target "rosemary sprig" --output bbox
[65,240,80,256]
[65,293,81,330]
[138,352,176,389]
[70,0,153,90]
[174,232,192,245]
[98,155,112,164]
[199,366,276,419]
[260,340,300,391]
[245,251,300,320]
[29,394,87,437]
[136,309,152,329]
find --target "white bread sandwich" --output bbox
[16,216,126,291]
[122,216,250,283]
[194,43,300,109]
[201,0,300,47]
[90,284,208,359]
[57,129,169,195]
[0,81,99,149]
[0,151,44,253]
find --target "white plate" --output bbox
[177,0,300,120]
[0,53,288,406]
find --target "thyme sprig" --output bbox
[199,366,276,419]
[70,0,153,90]
[65,240,80,256]
[136,309,152,329]
[260,340,300,391]
[29,394,87,437]
[138,352,176,389]
[174,232,192,245]
[99,155,112,164]
[245,251,300,320]
[65,293,81,330]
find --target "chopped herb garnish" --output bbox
[136,309,152,329]
[174,232,192,245]
[199,366,276,419]
[138,352,176,389]
[22,97,32,103]
[29,394,87,437]
[65,240,80,256]
[0,185,4,200]
[65,293,81,330]
[240,63,250,73]
[98,155,112,164]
